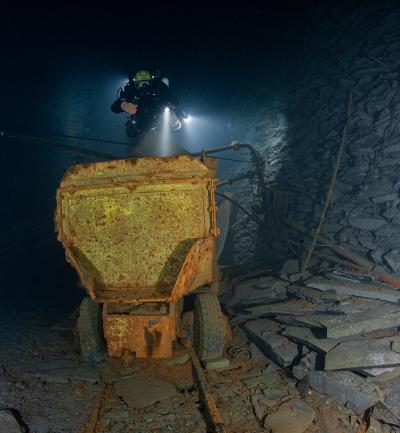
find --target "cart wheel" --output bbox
[193,293,225,361]
[78,297,105,363]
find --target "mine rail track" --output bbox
[80,351,231,433]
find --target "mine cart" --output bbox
[55,155,225,362]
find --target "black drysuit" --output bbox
[111,77,179,115]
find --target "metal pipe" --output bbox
[189,140,243,157]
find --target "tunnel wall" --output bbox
[226,2,400,272]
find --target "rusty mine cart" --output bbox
[55,155,226,363]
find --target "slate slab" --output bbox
[306,277,400,303]
[251,394,269,421]
[114,375,177,407]
[366,418,386,433]
[372,376,400,427]
[372,401,400,428]
[276,308,400,339]
[337,297,399,314]
[306,370,381,414]
[360,366,399,377]
[243,318,299,368]
[273,315,325,329]
[227,278,289,308]
[318,406,344,433]
[383,250,400,274]
[35,366,100,384]
[264,399,316,433]
[312,310,400,339]
[372,367,400,384]
[288,285,349,306]
[0,410,24,433]
[325,336,400,370]
[282,326,339,353]
[292,351,317,380]
[248,342,268,361]
[284,323,399,354]
[243,371,290,402]
[257,371,282,388]
[248,299,321,317]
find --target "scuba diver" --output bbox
[111,70,186,137]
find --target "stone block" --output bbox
[383,250,400,274]
[243,318,299,368]
[204,357,230,371]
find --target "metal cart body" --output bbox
[55,155,220,358]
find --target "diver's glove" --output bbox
[121,102,138,115]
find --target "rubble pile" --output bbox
[222,259,400,432]
[219,5,400,428]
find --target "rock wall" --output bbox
[225,2,400,273]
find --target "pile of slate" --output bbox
[223,259,400,430]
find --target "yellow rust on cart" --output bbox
[55,155,219,358]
